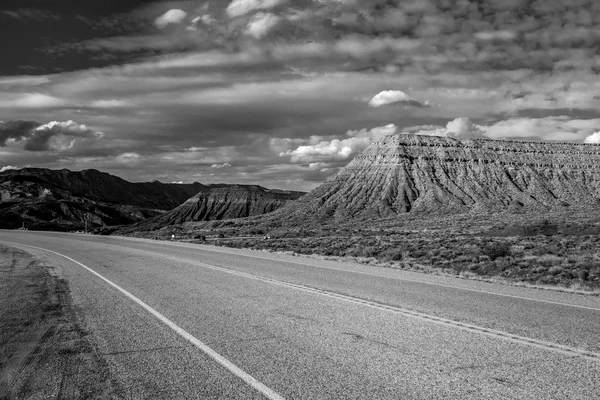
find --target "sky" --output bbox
[0,0,599,190]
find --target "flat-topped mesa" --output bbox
[353,134,600,170]
[279,134,600,220]
[119,185,306,231]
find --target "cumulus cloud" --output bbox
[368,90,429,108]
[406,117,600,142]
[280,123,397,163]
[226,0,287,18]
[408,117,487,139]
[484,117,600,141]
[0,120,103,151]
[155,9,188,29]
[584,132,600,144]
[0,165,18,172]
[246,12,281,38]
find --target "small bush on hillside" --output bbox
[483,242,511,260]
[382,248,406,261]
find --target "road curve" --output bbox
[1,230,599,399]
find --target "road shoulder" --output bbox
[0,245,119,399]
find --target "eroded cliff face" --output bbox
[121,185,306,231]
[285,134,600,220]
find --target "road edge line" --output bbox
[6,242,286,400]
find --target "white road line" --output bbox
[176,245,600,312]
[85,234,600,312]
[7,242,285,400]
[6,238,600,363]
[159,254,600,363]
[11,230,600,311]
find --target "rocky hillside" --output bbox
[118,185,305,232]
[0,168,206,210]
[0,168,204,231]
[267,134,600,222]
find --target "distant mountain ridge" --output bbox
[0,168,206,210]
[0,168,304,231]
[117,184,305,232]
[260,134,600,223]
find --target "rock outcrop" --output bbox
[270,134,600,221]
[120,185,305,231]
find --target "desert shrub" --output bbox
[347,245,380,258]
[509,245,525,257]
[537,254,563,267]
[548,266,564,275]
[483,242,511,260]
[382,248,406,261]
[561,270,574,279]
[409,249,427,258]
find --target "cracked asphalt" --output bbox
[1,230,599,399]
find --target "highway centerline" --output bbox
[108,237,600,312]
[16,232,600,311]
[152,251,600,363]
[7,239,600,364]
[7,242,285,400]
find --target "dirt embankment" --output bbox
[0,245,119,399]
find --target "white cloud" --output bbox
[446,117,486,138]
[368,90,429,108]
[89,99,132,108]
[246,12,281,38]
[226,0,287,18]
[0,93,65,109]
[155,9,187,29]
[0,165,17,172]
[484,117,600,141]
[34,120,100,136]
[474,30,517,41]
[406,117,600,142]
[211,162,232,168]
[280,124,397,163]
[584,132,600,144]
[408,117,487,138]
[27,120,104,152]
[116,152,142,163]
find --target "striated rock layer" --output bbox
[275,134,600,221]
[122,185,305,231]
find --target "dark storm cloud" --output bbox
[0,8,60,21]
[0,120,39,146]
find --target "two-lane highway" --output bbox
[1,230,599,399]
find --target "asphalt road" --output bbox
[1,230,599,399]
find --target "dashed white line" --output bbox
[7,242,285,400]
